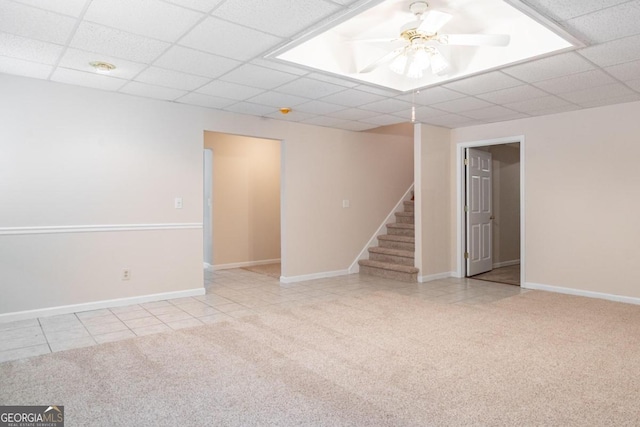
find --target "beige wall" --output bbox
[203,132,280,266]
[488,144,520,265]
[452,101,640,298]
[419,123,452,278]
[0,74,413,316]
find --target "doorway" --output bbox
[203,132,282,277]
[456,136,525,287]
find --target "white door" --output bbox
[203,149,213,266]
[466,148,493,276]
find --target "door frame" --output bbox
[455,135,525,286]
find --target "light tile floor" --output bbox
[0,269,526,363]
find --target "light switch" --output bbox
[342,199,350,208]
[174,197,183,209]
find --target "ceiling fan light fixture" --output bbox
[389,54,408,75]
[406,60,424,79]
[429,50,449,74]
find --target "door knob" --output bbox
[490,215,495,220]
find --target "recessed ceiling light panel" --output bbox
[270,0,581,93]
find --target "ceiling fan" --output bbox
[355,1,511,78]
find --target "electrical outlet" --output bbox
[122,269,131,281]
[174,197,183,209]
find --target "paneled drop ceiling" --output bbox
[1,0,639,131]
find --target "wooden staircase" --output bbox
[358,200,418,282]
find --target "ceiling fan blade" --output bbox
[439,33,511,46]
[417,10,453,34]
[358,49,404,73]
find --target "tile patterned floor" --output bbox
[0,269,527,363]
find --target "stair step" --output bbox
[387,223,415,237]
[394,211,414,224]
[368,246,414,266]
[358,259,418,282]
[403,200,414,212]
[378,234,415,251]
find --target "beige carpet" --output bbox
[2,290,640,426]
[471,264,520,286]
[241,262,281,279]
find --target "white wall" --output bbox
[452,101,640,299]
[0,74,413,317]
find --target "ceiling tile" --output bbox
[319,89,386,107]
[504,95,574,113]
[119,81,187,101]
[411,106,449,120]
[626,78,640,92]
[175,92,236,109]
[0,56,52,79]
[430,97,494,113]
[578,34,640,67]
[276,77,346,99]
[463,106,521,120]
[396,87,465,105]
[565,1,640,44]
[58,48,147,80]
[558,82,635,104]
[0,1,77,44]
[84,0,203,42]
[70,22,170,63]
[249,59,308,76]
[360,98,413,114]
[197,80,264,100]
[51,68,127,91]
[442,72,522,95]
[423,114,481,128]
[577,93,640,108]
[519,0,630,21]
[533,69,616,94]
[604,59,640,81]
[326,108,380,120]
[302,116,351,128]
[212,0,342,38]
[502,52,595,83]
[180,17,282,61]
[219,64,299,90]
[294,100,347,115]
[163,0,225,12]
[476,84,549,104]
[354,85,400,97]
[246,91,310,108]
[264,110,315,122]
[0,33,63,64]
[336,121,378,131]
[305,72,360,88]
[224,102,275,116]
[527,105,581,117]
[8,0,89,17]
[134,67,211,91]
[153,46,240,79]
[360,114,407,126]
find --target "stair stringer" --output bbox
[348,184,414,274]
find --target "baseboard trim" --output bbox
[0,288,206,323]
[280,269,349,284]
[419,272,454,283]
[212,259,281,270]
[493,259,520,268]
[203,262,213,269]
[0,223,203,236]
[523,282,640,306]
